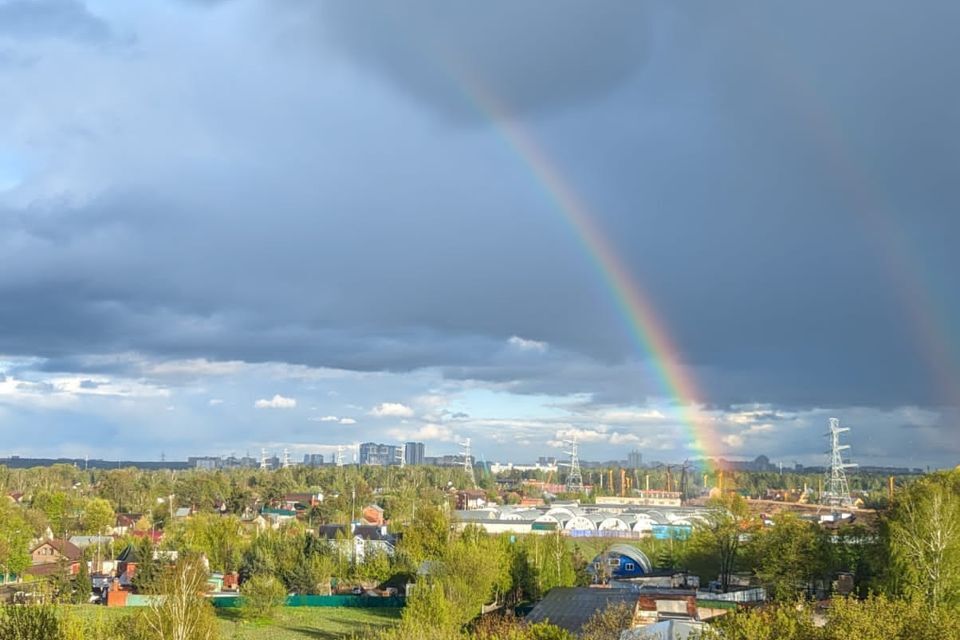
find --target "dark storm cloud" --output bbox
[0,0,111,42]
[1,0,959,425]
[314,1,650,121]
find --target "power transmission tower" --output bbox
[563,437,584,493]
[459,438,476,488]
[823,418,857,509]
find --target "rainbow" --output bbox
[456,83,720,464]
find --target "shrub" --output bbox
[0,604,63,640]
[240,574,287,620]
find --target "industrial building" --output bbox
[453,502,712,539]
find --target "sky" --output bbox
[0,0,959,467]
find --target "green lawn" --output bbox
[64,605,401,640]
[217,607,401,640]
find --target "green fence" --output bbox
[212,595,405,609]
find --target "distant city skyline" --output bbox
[1,2,958,467]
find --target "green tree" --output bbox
[0,500,32,579]
[749,513,829,601]
[179,513,245,573]
[887,471,960,607]
[514,532,576,601]
[131,538,162,594]
[73,556,92,604]
[704,602,818,640]
[356,548,392,585]
[397,504,450,564]
[82,498,115,535]
[687,494,753,592]
[31,491,75,537]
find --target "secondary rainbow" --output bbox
[460,84,720,463]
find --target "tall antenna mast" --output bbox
[823,418,857,509]
[459,438,476,488]
[563,436,584,493]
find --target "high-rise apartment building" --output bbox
[359,442,400,466]
[404,442,425,465]
[302,453,325,467]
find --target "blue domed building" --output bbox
[588,544,653,580]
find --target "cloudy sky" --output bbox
[1,0,958,467]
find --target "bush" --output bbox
[61,607,134,640]
[0,604,63,640]
[473,615,574,640]
[579,602,634,640]
[240,574,287,620]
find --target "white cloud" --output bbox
[548,427,610,447]
[609,432,641,445]
[596,408,666,423]
[388,423,453,442]
[146,359,247,377]
[309,415,357,425]
[508,335,548,352]
[208,398,224,406]
[370,402,415,418]
[721,434,744,448]
[254,394,297,409]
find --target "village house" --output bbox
[26,539,83,578]
[319,523,397,563]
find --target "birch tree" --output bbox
[140,557,219,640]
[888,473,960,607]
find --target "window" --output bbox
[624,562,635,572]
[608,557,620,567]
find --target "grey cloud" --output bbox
[1,0,959,435]
[0,0,111,42]
[314,1,650,121]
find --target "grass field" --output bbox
[65,605,402,640]
[217,607,401,640]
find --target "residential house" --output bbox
[114,514,143,536]
[280,492,323,512]
[361,504,385,526]
[456,489,488,510]
[320,523,397,563]
[26,539,83,578]
[260,507,297,529]
[116,544,179,590]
